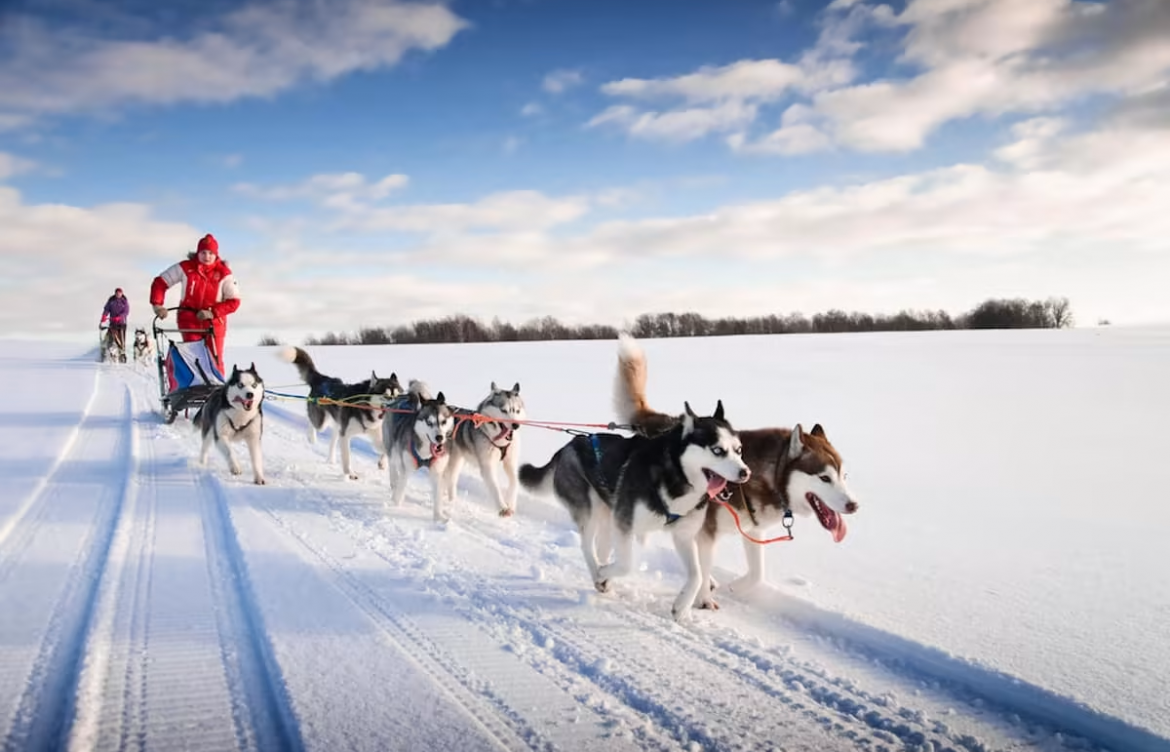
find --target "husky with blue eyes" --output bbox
[382,380,458,523]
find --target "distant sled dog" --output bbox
[278,346,403,479]
[383,380,458,523]
[613,333,859,608]
[132,327,154,366]
[519,339,751,623]
[193,363,266,485]
[441,381,527,517]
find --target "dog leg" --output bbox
[388,456,409,508]
[219,437,241,476]
[693,531,719,610]
[729,535,766,594]
[327,429,339,464]
[442,454,463,510]
[340,432,358,480]
[501,443,521,516]
[595,526,636,591]
[671,532,704,624]
[246,433,266,485]
[579,510,607,589]
[478,455,510,517]
[199,429,212,467]
[594,504,614,567]
[430,468,449,524]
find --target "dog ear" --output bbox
[789,424,805,459]
[512,382,520,394]
[682,401,695,436]
[810,423,826,438]
[249,362,256,373]
[408,391,421,409]
[713,399,725,421]
[436,391,446,404]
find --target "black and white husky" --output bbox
[194,363,266,485]
[441,381,526,517]
[518,373,751,622]
[278,346,403,479]
[383,381,458,523]
[132,327,153,365]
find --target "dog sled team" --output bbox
[135,232,860,623]
[183,333,857,624]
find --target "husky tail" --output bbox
[613,333,679,437]
[277,346,326,387]
[518,457,557,496]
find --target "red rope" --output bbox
[707,496,794,545]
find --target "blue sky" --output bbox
[2,0,1170,343]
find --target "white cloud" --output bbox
[0,152,37,181]
[334,189,592,234]
[520,102,543,117]
[0,0,469,129]
[587,101,759,143]
[590,0,1170,154]
[542,69,584,94]
[0,186,203,336]
[221,154,244,169]
[234,172,410,210]
[799,0,1170,152]
[586,3,872,144]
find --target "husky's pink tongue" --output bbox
[431,442,446,458]
[705,473,727,496]
[832,514,847,543]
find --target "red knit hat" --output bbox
[197,234,219,254]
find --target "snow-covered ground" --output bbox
[0,327,1167,752]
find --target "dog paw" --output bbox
[254,477,266,485]
[695,596,720,611]
[594,579,610,594]
[230,466,242,476]
[671,606,693,624]
[377,457,388,470]
[347,472,360,481]
[498,507,515,518]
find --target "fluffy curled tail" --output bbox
[518,460,555,496]
[277,346,320,386]
[612,333,679,436]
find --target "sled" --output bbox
[152,307,224,424]
[99,324,127,364]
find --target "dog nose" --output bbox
[435,435,445,444]
[737,468,751,482]
[245,392,254,400]
[845,500,859,514]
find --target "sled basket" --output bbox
[164,339,225,394]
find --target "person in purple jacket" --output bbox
[100,287,130,360]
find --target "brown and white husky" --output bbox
[613,333,860,611]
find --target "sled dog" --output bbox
[278,346,403,479]
[613,333,859,609]
[442,381,527,517]
[194,363,266,485]
[383,380,458,523]
[132,327,154,365]
[519,358,751,622]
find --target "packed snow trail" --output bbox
[0,352,1167,752]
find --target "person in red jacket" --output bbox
[149,233,241,376]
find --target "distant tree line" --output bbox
[255,296,1075,347]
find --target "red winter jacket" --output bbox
[149,256,241,324]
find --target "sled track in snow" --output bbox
[28,369,303,752]
[0,375,133,751]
